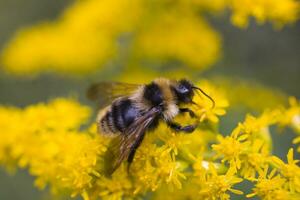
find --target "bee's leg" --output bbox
[127,131,146,172]
[179,108,196,118]
[167,121,197,133]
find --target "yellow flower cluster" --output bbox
[0,85,300,200]
[1,0,220,76]
[194,0,300,28]
[247,165,300,200]
[212,98,300,199]
[2,0,299,76]
[134,14,220,70]
[212,111,276,178]
[0,99,107,197]
[228,0,300,28]
[1,0,142,75]
[195,164,244,199]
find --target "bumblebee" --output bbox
[87,78,214,174]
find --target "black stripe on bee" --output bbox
[121,100,137,127]
[112,98,138,133]
[112,102,124,132]
[143,82,164,108]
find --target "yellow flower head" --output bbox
[212,134,249,171]
[192,80,229,123]
[270,148,300,193]
[247,165,292,199]
[293,136,300,153]
[239,139,270,179]
[95,166,134,200]
[212,111,277,176]
[278,97,300,133]
[131,140,187,192]
[198,164,243,200]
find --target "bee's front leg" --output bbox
[179,108,196,118]
[167,121,197,133]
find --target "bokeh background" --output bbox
[0,0,299,199]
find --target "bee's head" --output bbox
[174,79,215,108]
[173,79,194,103]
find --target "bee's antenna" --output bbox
[192,86,215,109]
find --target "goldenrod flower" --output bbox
[0,99,107,198]
[197,164,243,199]
[1,0,143,76]
[277,97,300,133]
[228,0,300,28]
[134,13,221,70]
[247,165,296,199]
[193,0,299,28]
[95,166,134,200]
[270,148,300,193]
[131,136,187,192]
[240,139,270,179]
[293,136,300,153]
[212,111,277,177]
[192,80,229,123]
[212,134,248,171]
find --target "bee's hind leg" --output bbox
[127,131,146,173]
[179,108,196,118]
[167,121,198,133]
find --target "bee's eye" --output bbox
[178,84,189,94]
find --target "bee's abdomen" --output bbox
[98,98,139,135]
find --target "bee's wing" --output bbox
[87,81,141,107]
[104,107,161,175]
